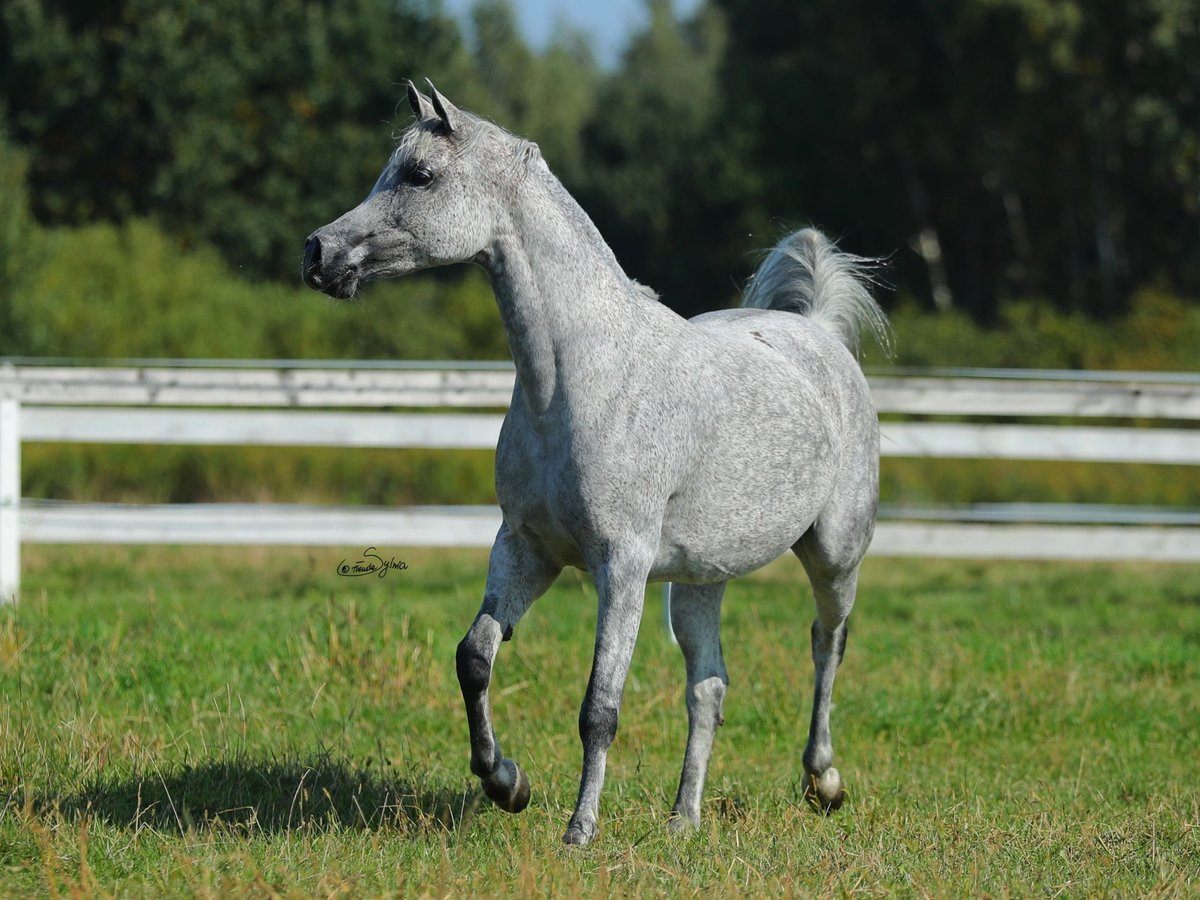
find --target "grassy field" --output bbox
[1,546,1197,896]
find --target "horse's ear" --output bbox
[405,80,434,120]
[424,78,458,133]
[522,141,542,169]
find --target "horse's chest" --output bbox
[495,421,642,568]
[497,457,585,567]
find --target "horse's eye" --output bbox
[406,166,434,188]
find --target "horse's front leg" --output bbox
[457,525,560,813]
[563,546,653,846]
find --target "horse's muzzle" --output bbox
[302,233,359,299]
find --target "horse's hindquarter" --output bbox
[655,312,878,582]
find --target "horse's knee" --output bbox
[579,695,620,750]
[456,634,492,696]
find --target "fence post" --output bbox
[0,399,18,605]
[662,582,675,643]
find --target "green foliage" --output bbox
[22,444,498,506]
[0,0,474,279]
[574,0,757,316]
[863,292,1200,513]
[716,0,1200,317]
[2,0,1197,318]
[1,214,509,361]
[882,458,1200,510]
[2,196,1196,513]
[458,0,600,188]
[0,124,30,283]
[0,123,35,346]
[870,289,1200,371]
[2,0,1198,518]
[1,548,1196,893]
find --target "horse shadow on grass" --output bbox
[43,751,484,836]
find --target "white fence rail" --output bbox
[3,361,1200,602]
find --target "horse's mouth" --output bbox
[324,269,360,300]
[303,264,360,300]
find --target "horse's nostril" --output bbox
[302,235,324,287]
[304,236,322,268]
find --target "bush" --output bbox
[867,294,1200,372]
[21,444,497,507]
[0,124,37,351]
[4,217,509,361]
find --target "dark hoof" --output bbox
[804,767,846,814]
[483,758,530,813]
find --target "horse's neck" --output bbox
[485,170,637,416]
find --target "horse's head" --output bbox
[302,80,534,299]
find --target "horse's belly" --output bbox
[649,539,791,584]
[649,488,821,584]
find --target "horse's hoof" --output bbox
[483,758,530,813]
[805,766,845,814]
[667,811,699,834]
[562,819,596,846]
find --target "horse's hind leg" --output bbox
[668,582,729,831]
[457,524,560,813]
[794,525,868,814]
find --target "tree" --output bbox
[715,0,1200,317]
[0,0,474,279]
[0,117,36,354]
[461,0,600,189]
[575,0,758,317]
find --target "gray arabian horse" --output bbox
[302,80,889,846]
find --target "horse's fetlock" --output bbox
[470,752,498,779]
[803,747,834,777]
[701,675,727,700]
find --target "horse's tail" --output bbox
[741,228,891,355]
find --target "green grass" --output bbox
[1,547,1198,896]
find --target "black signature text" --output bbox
[337,547,409,579]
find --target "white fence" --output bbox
[3,360,1200,602]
